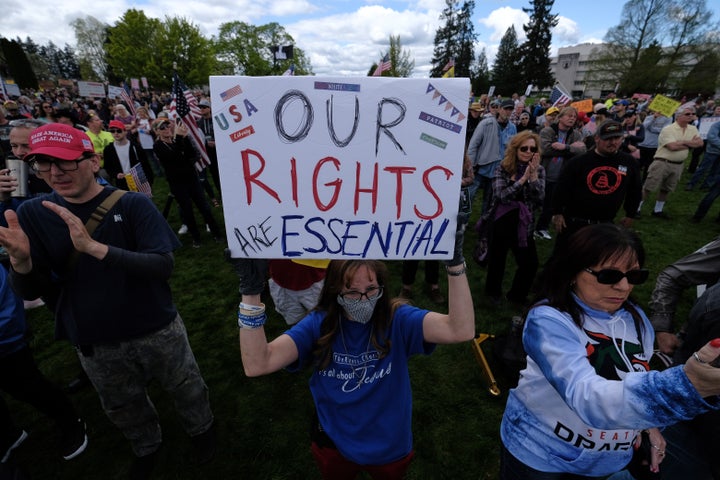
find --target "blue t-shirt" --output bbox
[285,304,433,465]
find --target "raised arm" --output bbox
[422,218,475,344]
[230,256,300,376]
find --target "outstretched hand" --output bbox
[684,338,720,398]
[0,209,32,273]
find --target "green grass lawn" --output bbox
[5,158,720,479]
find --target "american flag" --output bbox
[125,163,152,197]
[120,86,137,117]
[549,86,571,107]
[372,54,391,76]
[220,85,242,102]
[171,72,211,170]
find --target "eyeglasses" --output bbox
[43,105,52,109]
[156,123,171,130]
[108,128,124,134]
[338,286,383,303]
[519,146,538,153]
[490,105,499,109]
[502,106,514,111]
[29,156,88,173]
[199,105,210,109]
[584,268,649,285]
[682,112,696,116]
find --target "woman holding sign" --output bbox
[232,236,473,479]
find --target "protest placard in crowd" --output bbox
[209,76,469,260]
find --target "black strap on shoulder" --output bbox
[66,189,127,271]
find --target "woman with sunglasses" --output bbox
[484,130,544,306]
[234,250,473,479]
[500,223,720,480]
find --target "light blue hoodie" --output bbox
[501,297,718,476]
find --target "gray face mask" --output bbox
[337,292,382,324]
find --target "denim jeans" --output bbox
[78,314,213,457]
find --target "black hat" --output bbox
[597,120,623,139]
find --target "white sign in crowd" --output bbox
[209,76,469,260]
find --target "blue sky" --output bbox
[4,0,626,77]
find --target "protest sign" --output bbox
[648,94,681,118]
[78,81,106,98]
[570,99,593,114]
[698,116,720,140]
[209,76,469,260]
[107,85,124,99]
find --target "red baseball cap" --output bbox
[27,123,95,161]
[108,120,126,131]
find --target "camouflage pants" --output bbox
[77,314,213,457]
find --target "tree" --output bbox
[491,26,523,96]
[215,21,312,77]
[71,15,109,80]
[429,0,477,78]
[619,40,665,94]
[382,35,414,78]
[0,38,38,89]
[585,0,720,95]
[661,0,720,91]
[152,16,216,87]
[677,50,720,98]
[106,9,162,84]
[519,0,558,90]
[471,48,491,97]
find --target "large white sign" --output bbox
[210,76,469,260]
[77,81,106,98]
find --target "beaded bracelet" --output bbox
[446,261,467,276]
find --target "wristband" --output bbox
[238,311,267,329]
[446,261,467,276]
[239,302,265,313]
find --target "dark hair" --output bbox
[536,224,646,328]
[311,260,399,369]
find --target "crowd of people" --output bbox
[0,82,719,480]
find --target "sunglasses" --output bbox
[584,268,649,285]
[156,123,171,130]
[108,128,124,134]
[519,146,538,153]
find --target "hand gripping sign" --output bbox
[210,76,469,260]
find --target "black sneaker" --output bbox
[129,451,159,480]
[1,429,27,463]
[191,423,217,465]
[60,418,87,460]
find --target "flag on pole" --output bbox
[171,72,211,170]
[442,58,455,72]
[119,84,137,117]
[373,54,391,76]
[549,85,571,107]
[442,65,455,78]
[124,163,152,197]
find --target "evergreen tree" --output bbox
[491,26,523,96]
[678,50,720,98]
[471,48,491,97]
[0,38,38,89]
[429,0,476,78]
[519,0,558,90]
